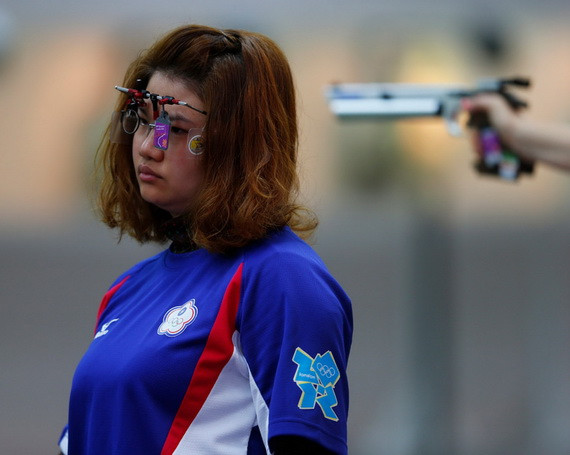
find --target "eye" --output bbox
[136,106,151,124]
[136,116,153,135]
[171,126,189,136]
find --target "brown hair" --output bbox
[96,25,317,254]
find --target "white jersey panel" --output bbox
[173,332,257,455]
[247,359,270,453]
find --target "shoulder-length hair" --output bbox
[97,24,317,254]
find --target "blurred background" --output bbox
[2,1,570,454]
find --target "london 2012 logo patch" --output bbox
[292,348,341,421]
[157,299,198,337]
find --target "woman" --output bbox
[58,25,352,455]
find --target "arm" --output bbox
[464,94,570,171]
[270,435,337,454]
[239,245,352,455]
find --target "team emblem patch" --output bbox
[292,348,341,421]
[157,299,198,337]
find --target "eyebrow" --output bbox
[168,113,192,123]
[137,104,193,124]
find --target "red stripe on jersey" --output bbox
[161,263,244,454]
[93,276,130,335]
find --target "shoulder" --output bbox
[239,227,350,313]
[242,226,325,271]
[240,227,334,292]
[107,249,167,288]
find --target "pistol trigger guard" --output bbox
[444,118,462,137]
[442,97,462,137]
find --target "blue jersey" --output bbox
[59,227,352,454]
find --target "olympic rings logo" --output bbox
[316,362,336,379]
[169,317,185,327]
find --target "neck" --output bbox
[161,216,197,253]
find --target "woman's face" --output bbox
[132,72,206,217]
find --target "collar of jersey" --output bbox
[161,216,198,254]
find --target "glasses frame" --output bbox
[115,85,207,154]
[118,108,204,155]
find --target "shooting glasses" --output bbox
[112,85,207,155]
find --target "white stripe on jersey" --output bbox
[246,354,270,453]
[59,428,69,455]
[173,332,264,454]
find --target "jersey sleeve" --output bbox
[238,247,353,454]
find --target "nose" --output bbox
[136,125,165,161]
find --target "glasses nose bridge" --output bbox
[142,122,157,137]
[138,122,158,149]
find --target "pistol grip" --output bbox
[467,111,534,180]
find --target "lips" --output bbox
[138,164,162,182]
